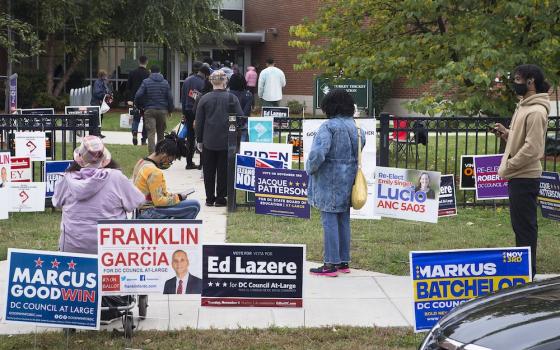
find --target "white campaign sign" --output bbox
[239,142,293,169]
[9,182,46,212]
[15,132,46,161]
[303,118,379,219]
[0,187,8,219]
[0,151,10,189]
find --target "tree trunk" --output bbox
[45,34,56,96]
[52,50,84,97]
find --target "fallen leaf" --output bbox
[466,222,474,226]
[144,338,152,344]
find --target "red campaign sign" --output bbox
[201,298,302,307]
[10,157,31,182]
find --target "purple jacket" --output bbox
[52,168,145,254]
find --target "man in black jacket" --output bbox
[134,66,174,153]
[127,56,150,146]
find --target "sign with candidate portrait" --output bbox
[3,248,101,330]
[239,142,293,169]
[14,132,46,161]
[0,151,10,188]
[303,118,379,220]
[538,171,560,221]
[202,244,305,307]
[438,175,457,217]
[9,182,46,212]
[459,155,475,190]
[44,161,72,198]
[98,220,202,295]
[248,117,274,143]
[10,157,32,182]
[374,167,441,223]
[235,154,284,192]
[410,247,531,332]
[255,168,310,219]
[473,154,508,200]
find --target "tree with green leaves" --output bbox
[290,0,560,116]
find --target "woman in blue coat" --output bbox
[306,89,364,277]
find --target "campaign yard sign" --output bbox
[438,175,457,217]
[248,117,274,143]
[239,142,293,169]
[374,167,441,223]
[410,247,531,332]
[202,244,304,307]
[9,182,46,212]
[0,151,10,188]
[98,220,202,295]
[10,157,31,182]
[255,168,310,219]
[261,106,289,118]
[473,154,508,200]
[460,156,476,190]
[14,132,46,161]
[538,171,560,221]
[3,248,100,330]
[235,155,284,192]
[45,161,72,198]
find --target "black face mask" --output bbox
[512,82,528,96]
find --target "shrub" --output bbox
[34,92,69,112]
[286,100,304,115]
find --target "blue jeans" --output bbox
[320,210,351,264]
[138,199,200,219]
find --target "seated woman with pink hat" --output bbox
[52,135,145,254]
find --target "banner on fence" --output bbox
[3,248,100,330]
[9,182,46,212]
[255,168,310,219]
[248,117,274,143]
[438,175,457,217]
[235,155,284,192]
[65,106,101,126]
[9,74,17,112]
[460,156,475,190]
[14,132,46,161]
[473,154,508,200]
[303,118,379,220]
[410,247,531,332]
[538,171,560,221]
[374,167,440,223]
[261,106,289,118]
[239,142,293,169]
[45,161,72,198]
[202,244,304,307]
[10,157,31,182]
[98,220,202,295]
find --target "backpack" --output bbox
[413,121,428,145]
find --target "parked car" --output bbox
[419,277,560,350]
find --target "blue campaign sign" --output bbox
[248,117,274,143]
[410,247,531,332]
[44,161,72,198]
[255,168,310,219]
[538,171,560,221]
[235,155,283,192]
[4,248,100,330]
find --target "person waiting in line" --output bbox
[126,55,150,146]
[415,172,435,199]
[306,89,364,277]
[90,70,112,138]
[52,136,145,254]
[493,64,551,278]
[228,73,253,142]
[132,133,200,219]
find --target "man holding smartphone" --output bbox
[492,64,550,277]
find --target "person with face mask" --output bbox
[492,64,551,278]
[132,133,200,219]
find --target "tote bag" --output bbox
[351,121,367,210]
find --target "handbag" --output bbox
[351,121,367,210]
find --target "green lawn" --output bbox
[0,327,423,350]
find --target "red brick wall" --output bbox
[245,0,320,96]
[391,77,429,99]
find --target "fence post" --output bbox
[379,112,390,166]
[227,115,238,212]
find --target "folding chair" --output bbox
[388,118,412,158]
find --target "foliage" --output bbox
[13,71,45,108]
[0,11,42,63]
[287,99,304,115]
[33,92,69,111]
[372,80,393,116]
[290,1,560,117]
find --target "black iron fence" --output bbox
[227,113,560,210]
[0,114,95,182]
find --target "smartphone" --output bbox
[183,188,195,196]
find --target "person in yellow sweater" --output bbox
[132,133,200,219]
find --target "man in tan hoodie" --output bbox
[493,64,551,277]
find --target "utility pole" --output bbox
[4,0,13,113]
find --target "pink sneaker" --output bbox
[310,264,338,277]
[335,263,351,273]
